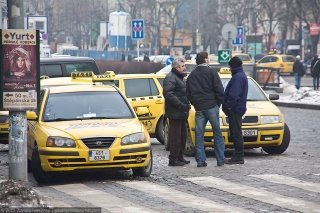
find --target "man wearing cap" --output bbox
[222,56,248,164]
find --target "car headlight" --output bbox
[261,116,282,124]
[122,132,147,145]
[46,137,76,147]
[206,117,223,126]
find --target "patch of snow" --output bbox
[278,77,320,105]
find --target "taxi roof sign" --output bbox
[219,67,231,74]
[70,71,116,83]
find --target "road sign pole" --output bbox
[137,40,140,62]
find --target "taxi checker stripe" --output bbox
[130,96,162,101]
[51,184,161,213]
[183,176,320,213]
[118,181,253,213]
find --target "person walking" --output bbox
[120,51,125,61]
[143,53,150,62]
[292,55,305,89]
[222,57,248,165]
[127,52,132,61]
[186,51,225,167]
[163,57,191,166]
[311,55,320,90]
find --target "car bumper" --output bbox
[191,124,284,148]
[0,125,9,144]
[37,145,151,172]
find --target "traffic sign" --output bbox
[41,33,48,40]
[232,26,244,45]
[166,57,174,65]
[131,19,144,39]
[218,50,231,63]
[275,41,282,49]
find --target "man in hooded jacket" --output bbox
[222,56,248,164]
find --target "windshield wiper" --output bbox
[81,116,119,119]
[247,99,264,101]
[45,118,72,122]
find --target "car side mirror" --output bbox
[26,111,37,120]
[135,107,150,116]
[268,94,279,100]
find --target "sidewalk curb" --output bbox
[272,101,320,110]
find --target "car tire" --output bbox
[27,159,32,173]
[156,117,164,144]
[262,123,290,154]
[31,145,54,184]
[184,130,195,157]
[132,149,153,177]
[163,119,170,151]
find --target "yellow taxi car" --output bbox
[41,71,167,145]
[164,68,290,156]
[0,111,9,144]
[256,54,296,74]
[27,74,152,183]
[232,53,253,64]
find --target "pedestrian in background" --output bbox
[120,51,125,61]
[163,57,191,166]
[311,55,320,90]
[222,57,248,165]
[292,55,305,89]
[186,51,225,167]
[143,53,150,62]
[127,52,132,61]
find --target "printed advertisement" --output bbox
[1,29,38,111]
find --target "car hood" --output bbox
[39,118,144,139]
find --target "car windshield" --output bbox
[43,91,134,121]
[220,78,268,101]
[234,55,251,61]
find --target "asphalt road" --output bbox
[281,74,314,87]
[0,106,320,212]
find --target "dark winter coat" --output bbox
[222,67,248,116]
[293,59,305,76]
[311,59,320,78]
[186,65,224,111]
[163,68,190,119]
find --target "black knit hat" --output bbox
[228,56,243,68]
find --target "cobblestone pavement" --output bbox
[0,106,320,212]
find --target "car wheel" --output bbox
[184,130,195,157]
[132,149,153,177]
[31,145,54,184]
[27,159,32,173]
[156,117,164,144]
[262,123,290,154]
[163,119,170,151]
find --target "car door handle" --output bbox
[155,100,163,104]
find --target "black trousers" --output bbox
[228,110,244,155]
[168,119,187,162]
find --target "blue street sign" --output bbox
[131,19,144,40]
[232,26,244,45]
[166,57,174,65]
[275,41,282,49]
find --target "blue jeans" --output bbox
[195,105,225,164]
[294,73,301,89]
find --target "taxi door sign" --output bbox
[0,29,40,111]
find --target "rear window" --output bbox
[235,55,251,61]
[65,63,95,76]
[282,56,295,62]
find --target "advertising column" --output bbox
[0,29,39,180]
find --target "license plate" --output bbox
[242,129,258,136]
[89,150,110,161]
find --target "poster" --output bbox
[1,29,39,111]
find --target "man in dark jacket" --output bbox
[311,55,320,90]
[163,57,190,166]
[292,55,305,89]
[222,56,248,164]
[186,51,225,167]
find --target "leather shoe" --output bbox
[168,161,185,166]
[197,162,207,167]
[179,158,190,164]
[217,160,226,166]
